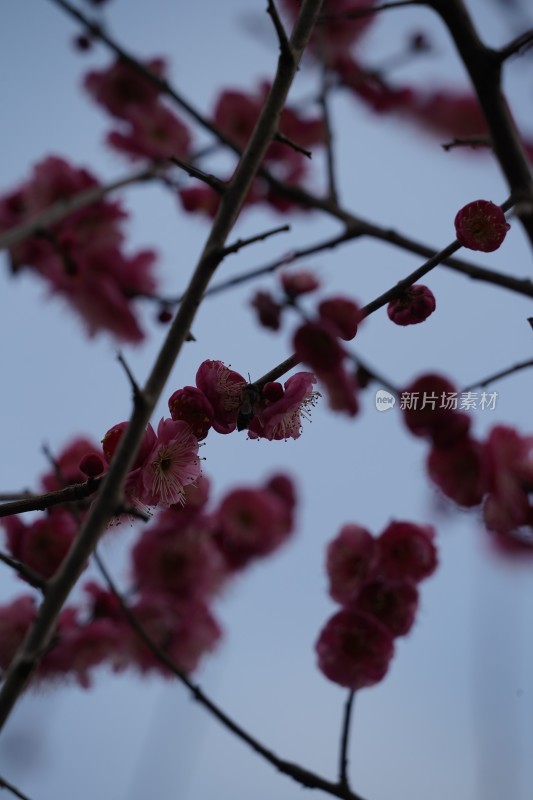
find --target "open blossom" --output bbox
[2,509,78,582]
[454,200,510,252]
[131,508,226,602]
[247,372,319,441]
[125,594,222,676]
[84,57,166,118]
[213,477,296,569]
[387,285,436,326]
[107,104,191,161]
[195,360,247,434]
[140,419,201,507]
[316,608,395,690]
[41,436,103,492]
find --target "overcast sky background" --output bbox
[1,1,533,800]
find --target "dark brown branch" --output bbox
[0,551,47,592]
[0,775,34,800]
[169,156,226,193]
[462,357,533,393]
[274,131,313,159]
[0,0,325,734]
[339,691,356,790]
[441,135,491,151]
[497,28,533,62]
[267,0,292,59]
[430,0,533,251]
[0,479,102,519]
[318,0,424,22]
[221,224,290,257]
[117,352,143,400]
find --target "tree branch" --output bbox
[0,0,326,733]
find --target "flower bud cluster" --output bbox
[316,520,437,690]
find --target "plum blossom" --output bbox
[247,372,319,441]
[454,200,510,252]
[140,419,201,507]
[195,360,247,434]
[387,285,436,326]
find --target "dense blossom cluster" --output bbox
[0,441,297,686]
[169,359,319,442]
[0,157,157,341]
[402,373,533,551]
[316,520,437,689]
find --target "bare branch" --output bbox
[431,0,533,252]
[266,0,292,58]
[0,0,326,733]
[318,0,424,23]
[116,352,143,402]
[0,775,34,800]
[462,357,533,393]
[222,224,290,257]
[93,550,368,800]
[0,551,48,592]
[169,156,226,193]
[497,27,533,62]
[441,135,491,151]
[273,130,313,158]
[0,479,102,519]
[339,691,356,790]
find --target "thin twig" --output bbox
[222,224,290,257]
[0,775,34,800]
[0,551,48,593]
[169,156,226,193]
[0,479,102,519]
[339,691,356,789]
[274,131,313,159]
[317,30,339,203]
[318,0,423,23]
[267,0,292,58]
[497,27,533,62]
[441,135,491,152]
[461,357,533,393]
[116,352,143,400]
